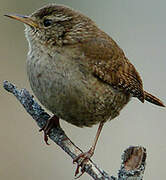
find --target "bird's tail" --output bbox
[144,91,165,107]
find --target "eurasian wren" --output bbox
[5,4,165,176]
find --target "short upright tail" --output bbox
[144,91,165,107]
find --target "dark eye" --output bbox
[43,19,53,27]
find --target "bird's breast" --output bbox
[26,47,130,127]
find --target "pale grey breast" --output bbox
[27,45,130,127]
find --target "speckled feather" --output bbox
[78,38,145,103]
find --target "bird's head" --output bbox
[5,4,96,48]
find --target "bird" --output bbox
[5,3,165,177]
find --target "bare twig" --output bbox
[3,80,147,180]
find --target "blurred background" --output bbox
[1,0,166,179]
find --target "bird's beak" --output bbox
[4,14,38,28]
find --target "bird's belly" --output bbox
[27,52,130,127]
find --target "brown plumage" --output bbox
[5,4,165,177]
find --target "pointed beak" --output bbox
[4,14,38,28]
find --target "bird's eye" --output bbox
[43,19,53,27]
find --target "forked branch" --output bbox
[3,80,146,180]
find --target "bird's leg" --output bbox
[73,121,104,177]
[39,114,60,145]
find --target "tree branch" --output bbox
[3,80,147,180]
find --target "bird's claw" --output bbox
[73,150,93,178]
[39,115,59,145]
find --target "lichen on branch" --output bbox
[3,80,146,180]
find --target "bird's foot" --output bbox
[39,115,59,145]
[73,148,94,178]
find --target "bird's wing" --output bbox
[79,37,145,102]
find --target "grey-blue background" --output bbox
[1,0,166,179]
